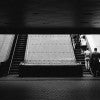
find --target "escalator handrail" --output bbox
[8,34,19,74]
[70,34,77,62]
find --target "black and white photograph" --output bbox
[0,0,100,100]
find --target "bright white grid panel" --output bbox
[25,34,76,65]
[86,35,100,52]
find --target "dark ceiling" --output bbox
[0,0,100,29]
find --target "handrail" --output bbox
[8,34,19,74]
[85,35,92,53]
[70,34,77,62]
[70,34,75,50]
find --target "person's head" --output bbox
[94,48,97,52]
[82,35,85,39]
[86,48,89,50]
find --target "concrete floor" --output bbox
[0,74,100,100]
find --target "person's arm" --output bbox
[90,53,93,60]
[89,52,91,58]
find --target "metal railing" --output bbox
[8,34,19,74]
[70,34,77,63]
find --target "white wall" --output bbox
[86,35,100,52]
[0,35,15,62]
[25,35,76,65]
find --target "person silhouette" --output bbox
[84,48,91,70]
[80,35,87,54]
[90,48,100,77]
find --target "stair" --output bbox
[9,34,28,75]
[71,34,90,74]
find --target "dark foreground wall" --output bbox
[0,61,10,76]
[19,65,83,77]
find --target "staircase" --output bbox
[71,34,90,74]
[9,34,28,75]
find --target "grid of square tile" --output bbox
[25,35,76,65]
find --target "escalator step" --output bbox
[9,34,28,75]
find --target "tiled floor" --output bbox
[0,74,100,100]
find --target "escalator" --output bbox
[71,34,90,74]
[8,34,28,75]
